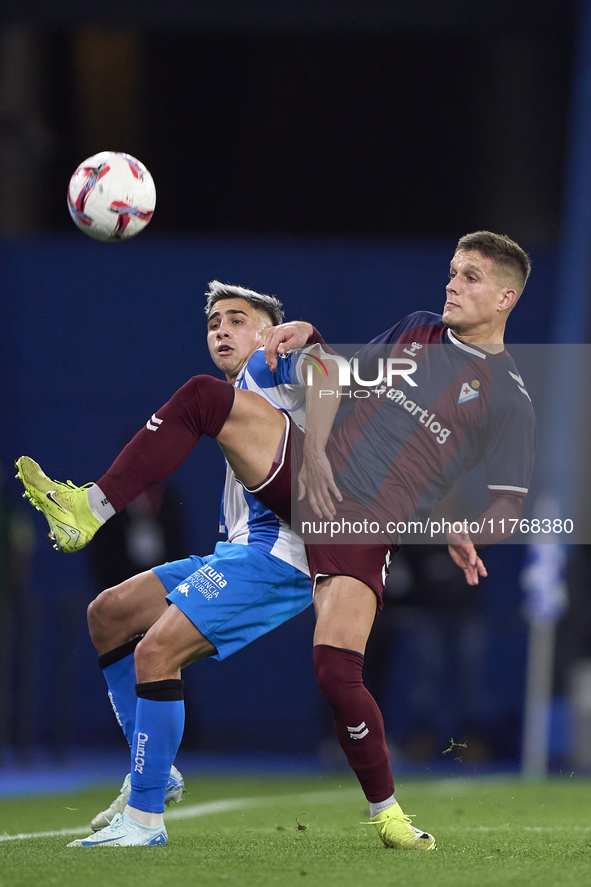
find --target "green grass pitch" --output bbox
[1,774,590,887]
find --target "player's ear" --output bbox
[258,323,270,344]
[499,288,518,313]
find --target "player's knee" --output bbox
[313,645,363,709]
[313,645,340,704]
[133,630,169,680]
[189,374,235,437]
[87,588,120,643]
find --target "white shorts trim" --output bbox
[311,573,330,600]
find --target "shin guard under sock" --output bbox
[129,680,185,813]
[313,644,394,803]
[98,375,235,511]
[98,638,143,748]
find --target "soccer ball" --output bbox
[67,151,156,242]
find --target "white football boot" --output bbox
[69,812,167,847]
[91,765,184,831]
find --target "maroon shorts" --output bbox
[304,541,393,612]
[246,414,395,610]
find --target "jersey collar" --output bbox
[446,328,489,359]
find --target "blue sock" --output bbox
[129,680,185,813]
[98,640,142,748]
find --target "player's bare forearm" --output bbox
[300,355,342,518]
[298,450,341,519]
[455,493,524,547]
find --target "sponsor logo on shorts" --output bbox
[176,566,229,602]
[197,583,219,600]
[200,565,227,588]
[195,566,227,600]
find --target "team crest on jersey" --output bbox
[458,381,480,404]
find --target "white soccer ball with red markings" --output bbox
[67,151,156,242]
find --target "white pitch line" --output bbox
[444,825,591,832]
[0,787,361,843]
[0,826,91,842]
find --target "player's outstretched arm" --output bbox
[263,318,343,518]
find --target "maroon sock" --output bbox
[313,644,394,803]
[97,375,234,511]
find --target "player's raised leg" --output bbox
[16,374,286,552]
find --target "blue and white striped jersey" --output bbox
[219,348,309,576]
